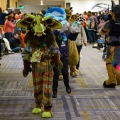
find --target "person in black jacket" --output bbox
[52,30,71,98]
[9,32,21,52]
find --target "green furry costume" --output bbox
[17,14,62,118]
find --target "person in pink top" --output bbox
[4,15,16,41]
[98,18,106,32]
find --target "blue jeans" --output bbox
[5,32,13,41]
[12,47,20,52]
[88,30,96,43]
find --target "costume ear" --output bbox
[44,18,62,30]
[27,14,35,19]
[16,17,34,29]
[43,15,52,21]
[24,17,34,23]
[16,19,30,29]
[65,8,72,19]
[111,0,116,11]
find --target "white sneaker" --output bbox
[8,51,14,54]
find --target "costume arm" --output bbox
[20,35,25,48]
[100,21,111,35]
[22,45,32,77]
[50,42,62,69]
[81,25,87,45]
[22,45,32,61]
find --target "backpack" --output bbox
[88,18,96,30]
[91,19,95,29]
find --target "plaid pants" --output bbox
[32,61,53,107]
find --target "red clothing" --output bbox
[82,21,87,27]
[84,15,88,21]
[4,20,16,33]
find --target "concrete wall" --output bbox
[65,0,119,14]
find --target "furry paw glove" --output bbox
[23,60,32,77]
[51,53,63,69]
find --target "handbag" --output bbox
[91,19,95,29]
[75,25,83,45]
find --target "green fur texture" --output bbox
[32,108,41,114]
[42,111,53,118]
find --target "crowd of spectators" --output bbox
[0,7,27,59]
[0,6,111,65]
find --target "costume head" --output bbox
[16,13,62,47]
[112,5,120,19]
[45,7,69,32]
[16,13,62,35]
[27,14,47,36]
[65,8,72,20]
[111,0,120,20]
[45,7,66,21]
[76,15,85,23]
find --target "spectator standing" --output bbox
[0,7,13,29]
[4,15,16,41]
[71,20,87,70]
[87,11,97,43]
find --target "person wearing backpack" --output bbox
[87,11,97,43]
